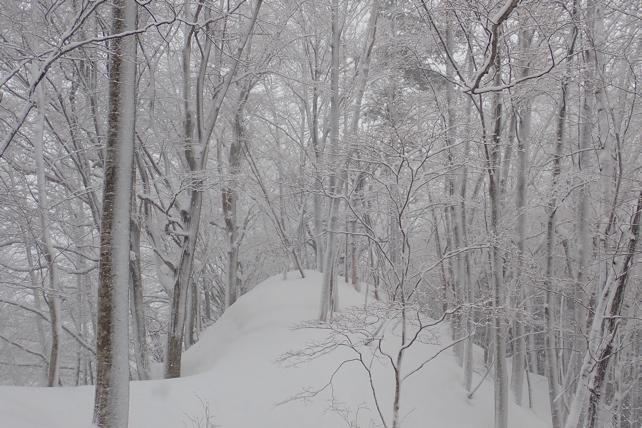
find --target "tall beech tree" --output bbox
[92,0,138,426]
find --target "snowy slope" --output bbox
[0,271,551,428]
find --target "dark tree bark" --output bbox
[93,0,138,426]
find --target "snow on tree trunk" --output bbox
[319,0,342,322]
[346,0,379,292]
[575,0,596,356]
[510,23,533,407]
[542,85,566,428]
[165,0,263,378]
[443,20,466,366]
[223,88,248,309]
[166,186,204,378]
[31,64,62,387]
[23,234,50,385]
[488,45,508,428]
[564,190,642,428]
[93,0,138,426]
[129,186,150,380]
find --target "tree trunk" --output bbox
[93,0,137,425]
[443,21,466,365]
[165,186,204,378]
[488,47,509,428]
[564,190,642,428]
[129,183,150,380]
[23,232,50,386]
[165,0,263,378]
[223,89,247,308]
[319,0,342,322]
[542,18,577,424]
[31,65,62,388]
[575,0,596,348]
[510,24,533,407]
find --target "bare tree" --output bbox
[564,190,642,428]
[165,0,263,378]
[319,0,343,322]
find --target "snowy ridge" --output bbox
[0,271,550,427]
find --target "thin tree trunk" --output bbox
[166,185,204,377]
[461,103,474,393]
[23,232,49,385]
[223,87,248,309]
[184,282,199,348]
[510,24,533,407]
[165,0,262,378]
[350,217,359,289]
[31,64,62,388]
[488,47,509,428]
[443,20,467,365]
[346,0,379,291]
[429,191,449,314]
[310,53,324,272]
[319,0,342,321]
[575,0,596,348]
[542,16,577,424]
[242,139,306,278]
[166,12,201,379]
[129,180,149,380]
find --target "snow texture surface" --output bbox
[0,271,551,427]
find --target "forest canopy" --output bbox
[0,1,640,427]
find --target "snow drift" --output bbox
[0,271,551,427]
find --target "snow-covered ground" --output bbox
[0,271,551,427]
